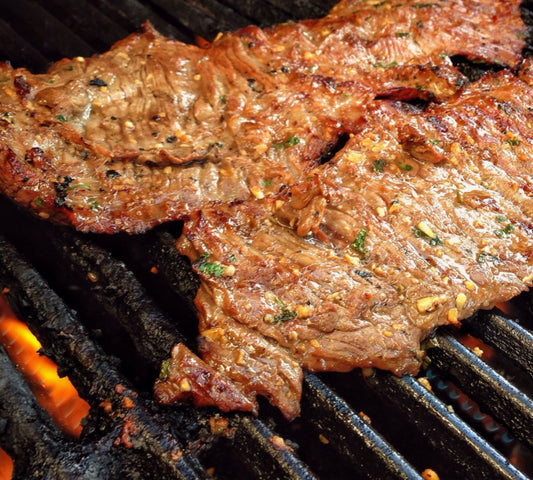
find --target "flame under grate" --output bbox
[0,295,90,438]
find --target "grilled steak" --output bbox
[155,65,533,419]
[0,0,525,233]
[0,0,530,419]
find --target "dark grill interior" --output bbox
[0,1,533,479]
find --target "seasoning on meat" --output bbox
[156,66,533,419]
[0,0,525,232]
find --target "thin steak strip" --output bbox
[155,64,533,420]
[0,0,525,233]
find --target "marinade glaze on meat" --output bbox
[155,65,533,419]
[0,0,531,419]
[0,0,524,233]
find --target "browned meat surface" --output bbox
[0,0,525,233]
[156,66,533,419]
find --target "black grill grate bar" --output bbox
[365,371,529,480]
[31,0,131,54]
[463,312,533,378]
[146,0,252,41]
[261,0,334,19]
[0,236,207,480]
[302,373,422,480]
[0,0,95,62]
[427,331,533,450]
[232,415,319,480]
[216,0,299,27]
[0,17,51,72]
[44,227,189,368]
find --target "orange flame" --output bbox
[0,448,13,480]
[0,294,90,478]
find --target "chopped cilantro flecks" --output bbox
[275,135,301,149]
[265,295,297,325]
[373,159,386,172]
[496,214,508,223]
[495,223,514,238]
[412,227,443,246]
[397,161,413,171]
[504,138,521,146]
[351,229,368,254]
[196,252,225,277]
[413,3,442,8]
[373,61,398,69]
[56,115,67,122]
[477,252,500,265]
[273,308,297,324]
[34,198,44,208]
[395,32,410,38]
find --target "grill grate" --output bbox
[0,1,532,479]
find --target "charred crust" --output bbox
[24,147,45,165]
[106,169,121,179]
[13,75,31,99]
[53,176,74,209]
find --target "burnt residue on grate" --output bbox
[0,1,533,479]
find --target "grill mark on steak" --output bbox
[157,67,533,419]
[0,0,525,233]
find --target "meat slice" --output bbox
[156,67,533,419]
[0,0,525,233]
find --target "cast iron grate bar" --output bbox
[89,0,193,42]
[231,415,318,480]
[365,371,529,480]
[0,0,94,61]
[145,0,251,41]
[427,331,533,450]
[302,373,421,479]
[0,236,207,480]
[0,17,51,72]
[462,311,533,378]
[31,0,131,53]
